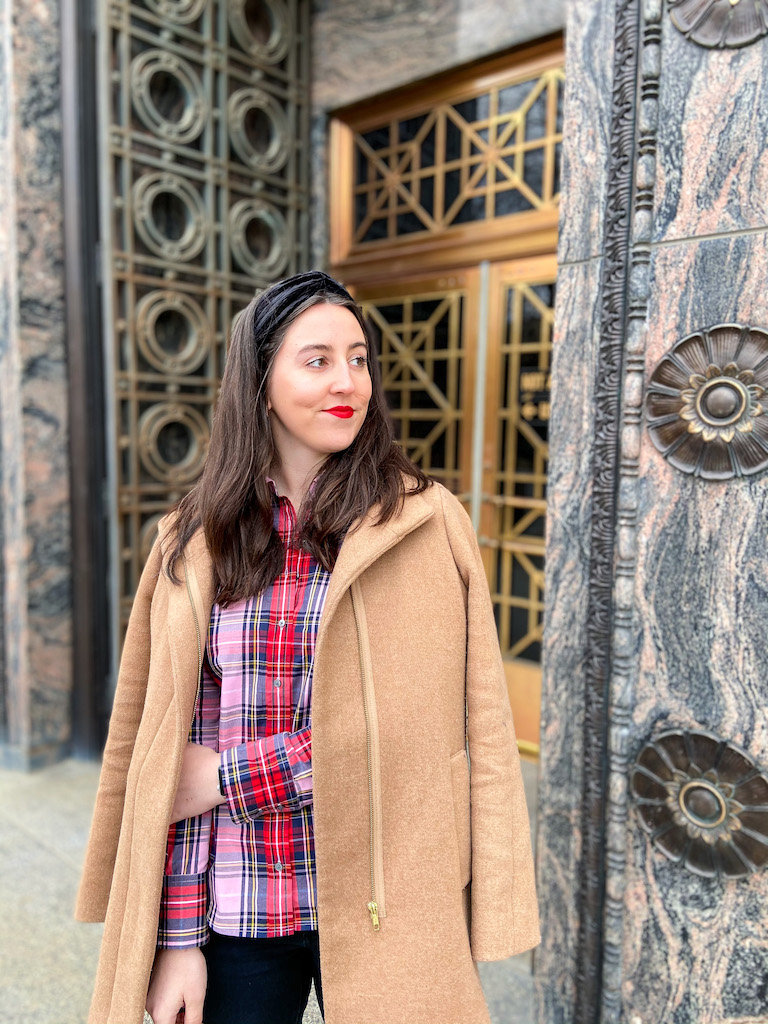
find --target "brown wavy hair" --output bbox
[165,270,430,603]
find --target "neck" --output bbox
[269,457,326,510]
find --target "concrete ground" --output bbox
[0,758,536,1024]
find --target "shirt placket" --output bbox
[271,497,300,928]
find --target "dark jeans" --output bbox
[202,929,324,1024]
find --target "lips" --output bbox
[325,407,354,418]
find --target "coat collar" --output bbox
[157,485,436,652]
[317,487,435,642]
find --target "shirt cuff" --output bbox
[285,726,312,798]
[220,729,312,823]
[157,872,209,949]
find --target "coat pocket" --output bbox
[450,748,471,888]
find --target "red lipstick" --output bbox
[325,407,354,418]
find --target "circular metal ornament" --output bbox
[227,88,290,173]
[229,198,290,278]
[668,0,768,48]
[143,0,207,23]
[133,172,208,262]
[138,402,209,484]
[136,291,211,374]
[130,50,207,145]
[646,323,768,480]
[228,0,291,64]
[631,728,768,878]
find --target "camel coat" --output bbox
[76,483,540,1024]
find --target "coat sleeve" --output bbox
[439,486,541,961]
[75,537,164,922]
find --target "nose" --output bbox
[330,361,355,394]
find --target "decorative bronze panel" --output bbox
[361,287,470,493]
[631,729,768,878]
[487,278,554,664]
[668,0,768,48]
[100,0,311,635]
[347,61,563,249]
[646,324,768,480]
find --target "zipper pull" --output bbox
[367,901,380,931]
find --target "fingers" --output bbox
[181,999,204,1024]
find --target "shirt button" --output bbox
[275,862,284,872]
[274,678,282,688]
[278,618,287,628]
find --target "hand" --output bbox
[146,947,207,1024]
[170,742,226,823]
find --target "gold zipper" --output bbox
[182,553,203,723]
[351,579,385,932]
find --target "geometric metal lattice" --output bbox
[486,279,554,663]
[352,66,563,246]
[100,0,310,634]
[362,289,468,494]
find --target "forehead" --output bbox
[282,302,365,348]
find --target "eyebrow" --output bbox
[296,341,367,355]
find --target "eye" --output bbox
[307,356,327,368]
[350,354,368,367]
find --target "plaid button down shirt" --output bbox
[158,490,330,947]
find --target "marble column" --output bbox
[539,0,768,1021]
[0,0,73,769]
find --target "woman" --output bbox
[76,271,539,1024]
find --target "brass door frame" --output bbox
[329,35,563,285]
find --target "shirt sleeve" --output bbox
[157,651,221,949]
[220,725,312,824]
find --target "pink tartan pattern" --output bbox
[158,492,329,948]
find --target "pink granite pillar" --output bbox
[0,0,73,768]
[539,1,768,1022]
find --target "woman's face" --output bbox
[267,302,372,469]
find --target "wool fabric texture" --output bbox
[76,483,540,1024]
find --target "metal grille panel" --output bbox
[488,277,554,662]
[352,66,564,246]
[100,0,310,634]
[363,289,469,493]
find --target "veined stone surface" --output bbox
[653,30,768,242]
[542,1,768,1021]
[0,0,72,765]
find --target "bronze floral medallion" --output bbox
[668,0,768,48]
[646,323,768,480]
[631,729,768,878]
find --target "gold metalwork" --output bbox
[105,0,311,634]
[482,269,554,665]
[360,280,476,494]
[350,68,563,247]
[330,41,564,285]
